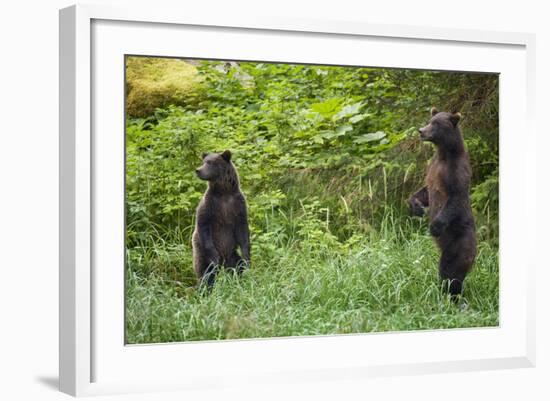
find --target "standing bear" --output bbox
[192,150,250,288]
[409,108,477,297]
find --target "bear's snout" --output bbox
[195,167,211,181]
[418,126,430,140]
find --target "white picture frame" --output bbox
[59,3,536,397]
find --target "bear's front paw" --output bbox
[430,219,446,237]
[410,202,425,217]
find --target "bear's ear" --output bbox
[449,112,461,127]
[221,150,232,162]
[431,107,439,117]
[201,152,209,160]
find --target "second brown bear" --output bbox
[192,150,250,288]
[409,108,477,297]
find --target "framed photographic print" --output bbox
[59,4,536,397]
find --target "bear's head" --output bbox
[418,107,462,146]
[195,150,234,182]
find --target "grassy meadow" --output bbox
[125,57,499,343]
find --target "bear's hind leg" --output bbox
[441,230,477,298]
[235,257,248,274]
[202,262,219,290]
[226,251,247,274]
[439,245,468,299]
[442,276,464,298]
[194,250,218,290]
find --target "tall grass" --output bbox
[125,208,499,344]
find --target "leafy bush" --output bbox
[126,60,498,246]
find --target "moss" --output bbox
[126,56,201,118]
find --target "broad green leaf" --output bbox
[349,113,368,124]
[353,131,386,144]
[310,98,343,119]
[335,102,364,120]
[312,136,324,144]
[335,125,353,136]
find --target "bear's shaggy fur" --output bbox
[409,108,477,297]
[192,150,250,288]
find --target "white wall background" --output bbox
[0,1,547,400]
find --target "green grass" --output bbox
[125,212,499,344]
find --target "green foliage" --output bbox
[125,58,499,342]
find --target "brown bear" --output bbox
[192,150,250,288]
[409,107,477,297]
